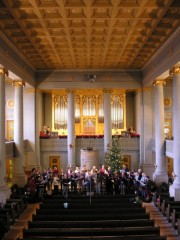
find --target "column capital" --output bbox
[66,89,75,94]
[169,66,180,76]
[152,79,166,87]
[103,89,113,94]
[12,80,25,87]
[0,67,8,77]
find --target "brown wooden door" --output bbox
[49,156,60,170]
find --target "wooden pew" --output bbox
[7,196,27,213]
[22,236,167,240]
[42,195,136,204]
[23,194,163,240]
[36,206,146,216]
[155,193,173,211]
[0,212,11,231]
[3,202,17,223]
[0,218,10,239]
[32,212,151,222]
[178,218,180,236]
[171,209,180,228]
[0,208,14,225]
[161,199,180,217]
[28,219,155,229]
[6,200,21,216]
[39,201,142,209]
[165,205,180,222]
[23,226,160,238]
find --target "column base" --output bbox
[169,183,180,201]
[153,171,169,185]
[12,173,27,188]
[0,185,11,204]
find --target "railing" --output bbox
[6,138,174,157]
[40,137,140,152]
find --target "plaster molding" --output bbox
[143,86,152,92]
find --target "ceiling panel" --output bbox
[0,0,179,70]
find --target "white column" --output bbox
[170,66,180,200]
[135,88,142,135]
[135,89,143,166]
[140,87,154,178]
[35,89,43,169]
[153,80,168,184]
[103,89,112,153]
[67,90,75,168]
[23,88,37,170]
[13,80,26,187]
[0,67,11,203]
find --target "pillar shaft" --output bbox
[0,67,11,203]
[170,66,180,200]
[67,90,75,168]
[173,74,180,185]
[0,68,7,186]
[13,80,26,186]
[103,89,112,152]
[153,80,168,184]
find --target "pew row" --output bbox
[23,226,161,238]
[28,219,155,229]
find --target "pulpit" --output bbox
[80,149,99,170]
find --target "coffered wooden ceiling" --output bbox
[0,0,180,71]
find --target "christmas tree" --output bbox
[105,135,124,174]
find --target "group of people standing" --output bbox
[26,164,152,203]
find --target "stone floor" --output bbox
[3,201,180,240]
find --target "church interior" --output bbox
[0,0,180,239]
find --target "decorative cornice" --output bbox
[0,67,8,77]
[142,87,152,92]
[135,88,143,93]
[35,88,43,94]
[169,66,180,76]
[24,88,35,94]
[67,75,74,81]
[152,79,166,87]
[105,75,112,81]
